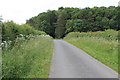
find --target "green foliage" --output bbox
[65,29,118,41]
[64,30,118,72]
[0,16,2,79]
[116,7,120,30]
[27,6,119,38]
[65,19,89,33]
[2,36,53,78]
[0,16,2,42]
[65,20,74,33]
[26,10,57,38]
[2,21,45,41]
[55,10,67,38]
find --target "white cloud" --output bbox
[0,0,119,24]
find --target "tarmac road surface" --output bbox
[49,40,118,78]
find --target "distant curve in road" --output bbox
[49,40,118,78]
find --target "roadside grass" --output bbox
[2,36,53,78]
[64,30,118,73]
[0,48,1,78]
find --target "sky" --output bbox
[0,0,119,24]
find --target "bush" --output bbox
[64,29,118,41]
[2,21,46,41]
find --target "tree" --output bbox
[0,16,2,42]
[58,7,64,10]
[26,10,57,38]
[65,20,74,34]
[73,19,90,32]
[116,6,120,30]
[55,10,67,38]
[26,6,119,38]
[45,10,57,37]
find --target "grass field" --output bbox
[64,30,118,72]
[2,36,53,78]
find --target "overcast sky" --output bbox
[0,0,119,24]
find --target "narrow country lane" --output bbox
[49,40,118,78]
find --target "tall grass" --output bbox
[64,29,118,72]
[0,18,2,79]
[2,36,53,78]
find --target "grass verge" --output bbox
[2,36,53,78]
[64,36,118,73]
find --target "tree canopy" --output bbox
[26,6,119,38]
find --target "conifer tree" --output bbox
[55,11,66,38]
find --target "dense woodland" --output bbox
[26,6,120,38]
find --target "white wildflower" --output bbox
[0,43,4,48]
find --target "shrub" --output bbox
[64,29,118,41]
[2,21,46,41]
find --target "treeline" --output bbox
[0,17,2,42]
[2,21,45,41]
[26,6,119,38]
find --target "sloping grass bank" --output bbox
[64,30,118,72]
[2,36,53,78]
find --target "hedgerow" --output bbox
[2,21,45,41]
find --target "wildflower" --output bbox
[19,34,23,37]
[0,43,4,48]
[3,41,7,44]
